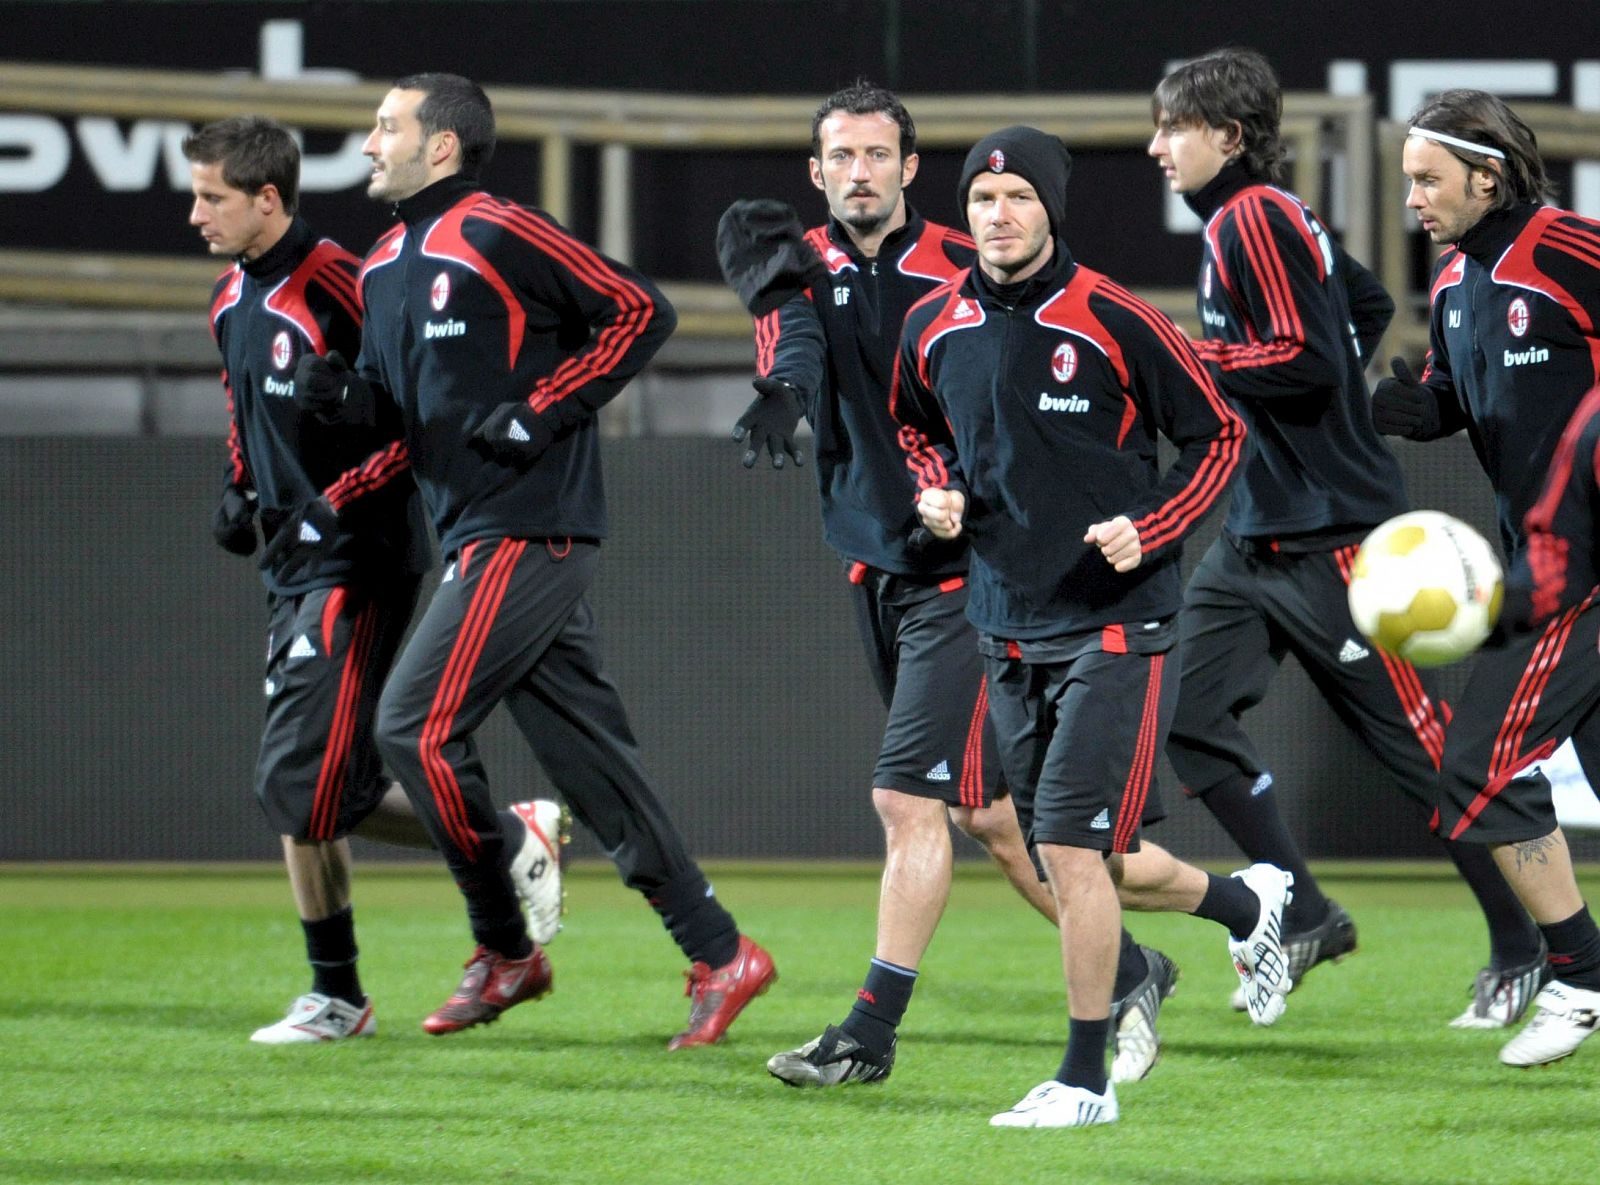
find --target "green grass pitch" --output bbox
[2,862,1597,1184]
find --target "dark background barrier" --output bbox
[7,432,1593,864]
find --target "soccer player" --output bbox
[895,125,1292,1126]
[717,83,1178,1089]
[273,74,775,1045]
[1148,49,1544,1025]
[186,115,567,1044]
[1374,88,1600,1065]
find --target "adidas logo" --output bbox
[1090,808,1111,831]
[925,760,952,782]
[263,678,276,696]
[1250,772,1274,796]
[1338,638,1369,663]
[288,635,316,660]
[298,520,323,543]
[508,420,531,442]
[953,299,974,320]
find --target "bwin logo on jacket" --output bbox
[1038,392,1089,413]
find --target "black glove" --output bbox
[293,351,376,426]
[471,401,560,467]
[716,200,826,317]
[211,483,258,556]
[732,378,806,469]
[259,496,339,582]
[1371,357,1441,439]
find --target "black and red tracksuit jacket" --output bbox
[757,207,973,577]
[345,175,676,555]
[891,243,1246,641]
[208,216,425,595]
[1519,384,1600,622]
[1418,202,1600,564]
[1185,163,1407,544]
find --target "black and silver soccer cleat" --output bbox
[767,1024,895,1087]
[1111,945,1180,1084]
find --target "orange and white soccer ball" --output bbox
[1347,510,1504,667]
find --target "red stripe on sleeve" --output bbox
[1098,285,1245,552]
[325,441,411,511]
[475,205,655,412]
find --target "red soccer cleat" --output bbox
[667,934,777,1050]
[422,943,553,1035]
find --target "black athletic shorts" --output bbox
[254,578,419,840]
[982,619,1178,856]
[1167,535,1449,807]
[1437,596,1600,844]
[846,562,1002,807]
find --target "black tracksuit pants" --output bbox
[375,537,717,953]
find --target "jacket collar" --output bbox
[1183,161,1262,223]
[395,174,481,226]
[239,216,313,281]
[969,237,1076,308]
[827,203,927,264]
[1456,202,1540,267]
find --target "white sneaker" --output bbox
[509,799,570,945]
[990,1080,1118,1128]
[1498,981,1600,1066]
[250,993,375,1044]
[1227,863,1294,1026]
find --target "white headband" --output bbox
[1408,125,1506,160]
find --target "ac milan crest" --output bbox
[431,271,452,311]
[271,331,292,371]
[988,149,1006,173]
[1507,297,1530,338]
[1051,341,1078,383]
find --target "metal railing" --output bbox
[0,61,1372,345]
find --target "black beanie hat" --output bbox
[957,125,1073,235]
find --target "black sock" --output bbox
[458,862,533,959]
[840,958,917,1056]
[1111,929,1147,1001]
[1193,872,1261,940]
[1200,773,1328,931]
[1056,1016,1110,1094]
[304,906,363,1005]
[1440,839,1543,969]
[647,872,740,967]
[494,809,522,869]
[1540,904,1600,989]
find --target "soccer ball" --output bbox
[1346,510,1504,667]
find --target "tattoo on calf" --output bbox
[1512,835,1559,871]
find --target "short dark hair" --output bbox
[1407,89,1554,210]
[181,115,300,215]
[811,81,916,160]
[1152,47,1284,183]
[393,72,496,177]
